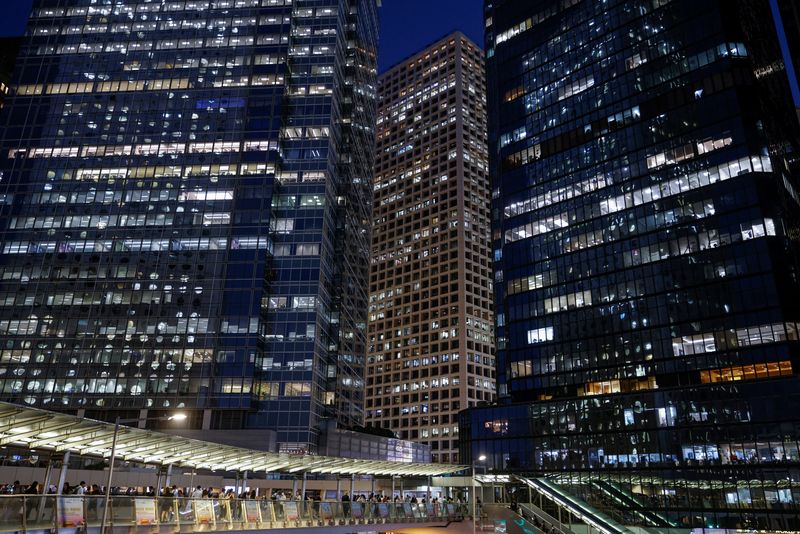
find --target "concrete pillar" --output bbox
[349,475,355,499]
[301,473,307,499]
[370,477,376,497]
[336,478,341,499]
[242,470,248,494]
[399,478,404,499]
[164,465,173,487]
[292,478,298,498]
[391,477,396,499]
[57,452,70,494]
[41,455,54,494]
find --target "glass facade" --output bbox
[462,0,800,530]
[0,0,378,454]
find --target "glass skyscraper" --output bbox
[0,0,378,454]
[462,0,800,530]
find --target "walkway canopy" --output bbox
[0,402,467,477]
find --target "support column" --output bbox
[155,468,162,495]
[427,476,432,502]
[41,454,54,494]
[301,473,307,499]
[336,478,341,499]
[164,465,173,488]
[370,477,376,497]
[349,475,355,499]
[292,478,298,498]
[399,478,404,500]
[391,477,396,499]
[57,452,70,494]
[242,470,248,495]
[38,454,55,519]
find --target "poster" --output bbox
[260,501,274,522]
[193,500,214,525]
[318,502,334,521]
[58,496,85,527]
[243,500,260,523]
[377,502,389,518]
[283,501,299,521]
[134,498,157,525]
[350,501,363,519]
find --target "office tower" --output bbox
[366,33,495,464]
[0,0,379,455]
[461,0,800,529]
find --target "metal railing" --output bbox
[516,477,635,534]
[0,495,467,533]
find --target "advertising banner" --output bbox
[283,501,299,521]
[193,500,214,525]
[243,500,260,523]
[350,501,363,519]
[134,498,157,525]
[318,502,334,521]
[58,497,85,527]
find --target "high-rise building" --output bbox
[0,0,379,455]
[462,0,800,529]
[366,32,494,464]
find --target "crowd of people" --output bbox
[0,480,468,506]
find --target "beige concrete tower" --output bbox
[365,32,494,463]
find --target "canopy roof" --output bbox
[0,402,468,477]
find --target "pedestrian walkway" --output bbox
[0,494,468,533]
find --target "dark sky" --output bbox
[0,0,484,72]
[0,1,31,37]
[378,0,484,72]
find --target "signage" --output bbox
[283,501,299,521]
[350,501,363,519]
[134,498,157,525]
[319,502,334,521]
[58,497,85,527]
[243,500,260,523]
[193,500,214,525]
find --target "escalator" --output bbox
[590,479,677,528]
[516,476,635,534]
[483,503,574,534]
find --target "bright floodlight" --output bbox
[478,455,487,462]
[169,413,188,421]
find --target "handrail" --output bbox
[590,479,677,527]
[517,503,574,534]
[516,476,635,534]
[0,495,468,534]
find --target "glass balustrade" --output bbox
[0,495,467,533]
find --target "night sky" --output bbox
[0,0,484,72]
[378,0,484,72]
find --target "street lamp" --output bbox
[472,454,487,534]
[100,413,187,534]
